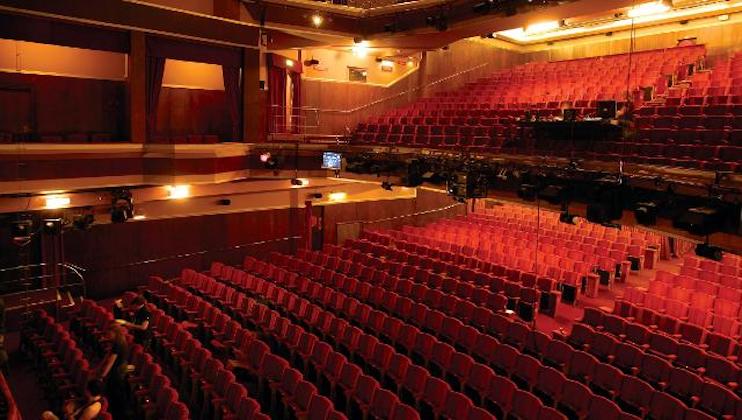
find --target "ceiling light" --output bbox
[328,192,347,201]
[627,1,670,19]
[285,59,294,67]
[719,14,730,21]
[166,184,190,199]
[525,20,560,34]
[311,14,323,27]
[407,58,414,67]
[45,195,71,209]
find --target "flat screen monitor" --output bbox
[322,152,342,170]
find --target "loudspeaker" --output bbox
[634,202,658,226]
[597,100,617,119]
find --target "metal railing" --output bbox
[335,200,466,244]
[269,105,321,134]
[0,263,86,317]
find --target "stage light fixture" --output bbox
[352,41,369,58]
[73,207,95,230]
[311,14,323,27]
[291,178,308,187]
[285,59,294,67]
[42,218,62,235]
[110,189,134,223]
[260,152,271,163]
[381,181,393,191]
[166,185,190,200]
[11,217,33,242]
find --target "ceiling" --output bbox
[254,0,735,52]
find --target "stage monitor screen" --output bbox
[322,152,342,170]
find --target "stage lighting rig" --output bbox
[110,189,134,223]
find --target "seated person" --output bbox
[41,379,104,420]
[114,295,151,345]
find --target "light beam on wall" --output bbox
[627,1,671,18]
[166,185,191,200]
[45,195,71,209]
[525,20,560,35]
[328,192,347,201]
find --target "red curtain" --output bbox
[289,70,301,134]
[145,56,166,140]
[268,64,286,133]
[222,65,241,141]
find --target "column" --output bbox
[128,31,146,143]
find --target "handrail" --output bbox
[307,62,490,115]
[336,202,465,227]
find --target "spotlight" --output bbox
[42,218,62,235]
[73,207,95,230]
[217,199,232,206]
[260,152,271,163]
[304,58,320,66]
[111,189,134,223]
[381,181,393,191]
[308,193,323,200]
[696,243,723,261]
[11,216,33,242]
[260,152,280,170]
[285,59,294,67]
[634,201,658,226]
[425,14,448,31]
[311,14,323,27]
[291,178,308,187]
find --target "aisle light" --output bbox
[166,185,191,199]
[285,59,294,67]
[627,1,671,18]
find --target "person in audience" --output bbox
[97,324,128,416]
[114,295,151,346]
[41,379,104,420]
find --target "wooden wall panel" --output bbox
[64,207,302,298]
[155,86,230,140]
[301,40,525,135]
[322,188,464,245]
[0,72,125,139]
[523,18,742,63]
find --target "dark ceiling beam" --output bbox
[0,0,260,47]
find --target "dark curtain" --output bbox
[222,65,241,141]
[289,70,301,134]
[145,56,166,140]
[268,65,286,133]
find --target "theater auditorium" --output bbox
[0,0,741,419]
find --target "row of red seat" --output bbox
[21,309,115,420]
[248,251,627,419]
[143,275,336,420]
[70,298,191,420]
[574,308,742,418]
[207,258,485,419]
[250,240,724,419]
